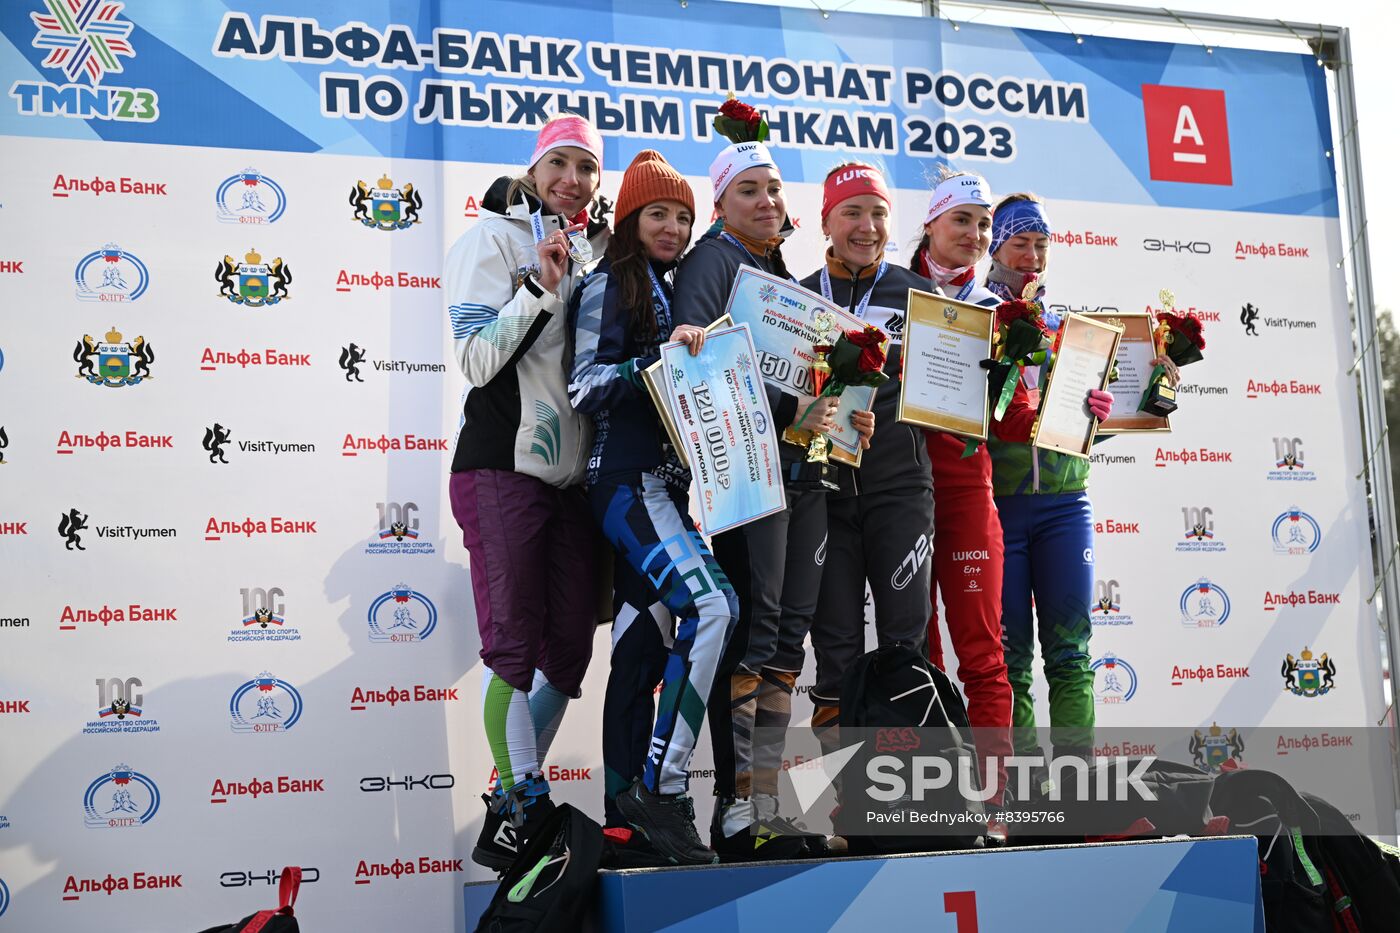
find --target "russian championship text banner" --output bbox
[1,0,1335,215]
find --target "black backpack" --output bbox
[1013,757,1223,845]
[1302,791,1400,931]
[196,866,300,933]
[473,803,603,933]
[1209,768,1330,932]
[838,643,983,854]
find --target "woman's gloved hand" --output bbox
[1086,388,1113,422]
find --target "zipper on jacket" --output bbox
[848,268,865,501]
[1027,367,1041,493]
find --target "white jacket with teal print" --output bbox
[444,176,608,487]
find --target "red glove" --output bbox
[1087,388,1113,422]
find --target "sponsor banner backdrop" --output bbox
[0,1,1384,930]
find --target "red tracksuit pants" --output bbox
[925,436,1014,803]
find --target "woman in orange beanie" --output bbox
[569,150,738,865]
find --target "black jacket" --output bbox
[799,259,932,498]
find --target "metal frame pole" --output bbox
[932,0,1339,42]
[912,1,1400,826]
[1333,27,1400,827]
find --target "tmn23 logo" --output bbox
[73,326,153,387]
[350,175,422,231]
[216,249,291,306]
[17,0,159,123]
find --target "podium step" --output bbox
[465,835,1262,932]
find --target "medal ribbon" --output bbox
[646,264,673,338]
[529,207,550,246]
[719,231,796,284]
[818,261,888,320]
[992,349,1048,421]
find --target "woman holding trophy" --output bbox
[671,99,870,861]
[798,163,944,753]
[982,193,1115,768]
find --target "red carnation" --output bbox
[1155,311,1206,366]
[995,300,1049,335]
[719,98,761,129]
[846,326,887,374]
[713,97,769,144]
[1163,311,1206,351]
[822,325,890,392]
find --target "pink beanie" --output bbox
[529,114,604,169]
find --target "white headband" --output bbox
[924,174,992,224]
[709,141,777,202]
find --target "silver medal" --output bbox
[565,228,593,264]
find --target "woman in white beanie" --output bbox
[672,99,864,862]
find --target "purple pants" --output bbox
[449,469,598,696]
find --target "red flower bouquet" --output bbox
[1155,311,1206,366]
[713,95,770,144]
[787,324,889,466]
[834,325,890,384]
[987,299,1052,420]
[1139,294,1207,416]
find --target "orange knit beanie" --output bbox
[615,150,695,223]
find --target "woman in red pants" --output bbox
[912,170,1014,810]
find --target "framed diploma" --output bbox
[1086,312,1171,435]
[1031,313,1123,459]
[642,314,734,467]
[721,266,876,468]
[658,323,787,536]
[897,288,994,440]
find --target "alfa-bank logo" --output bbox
[1142,84,1232,185]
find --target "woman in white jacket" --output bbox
[443,113,610,870]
